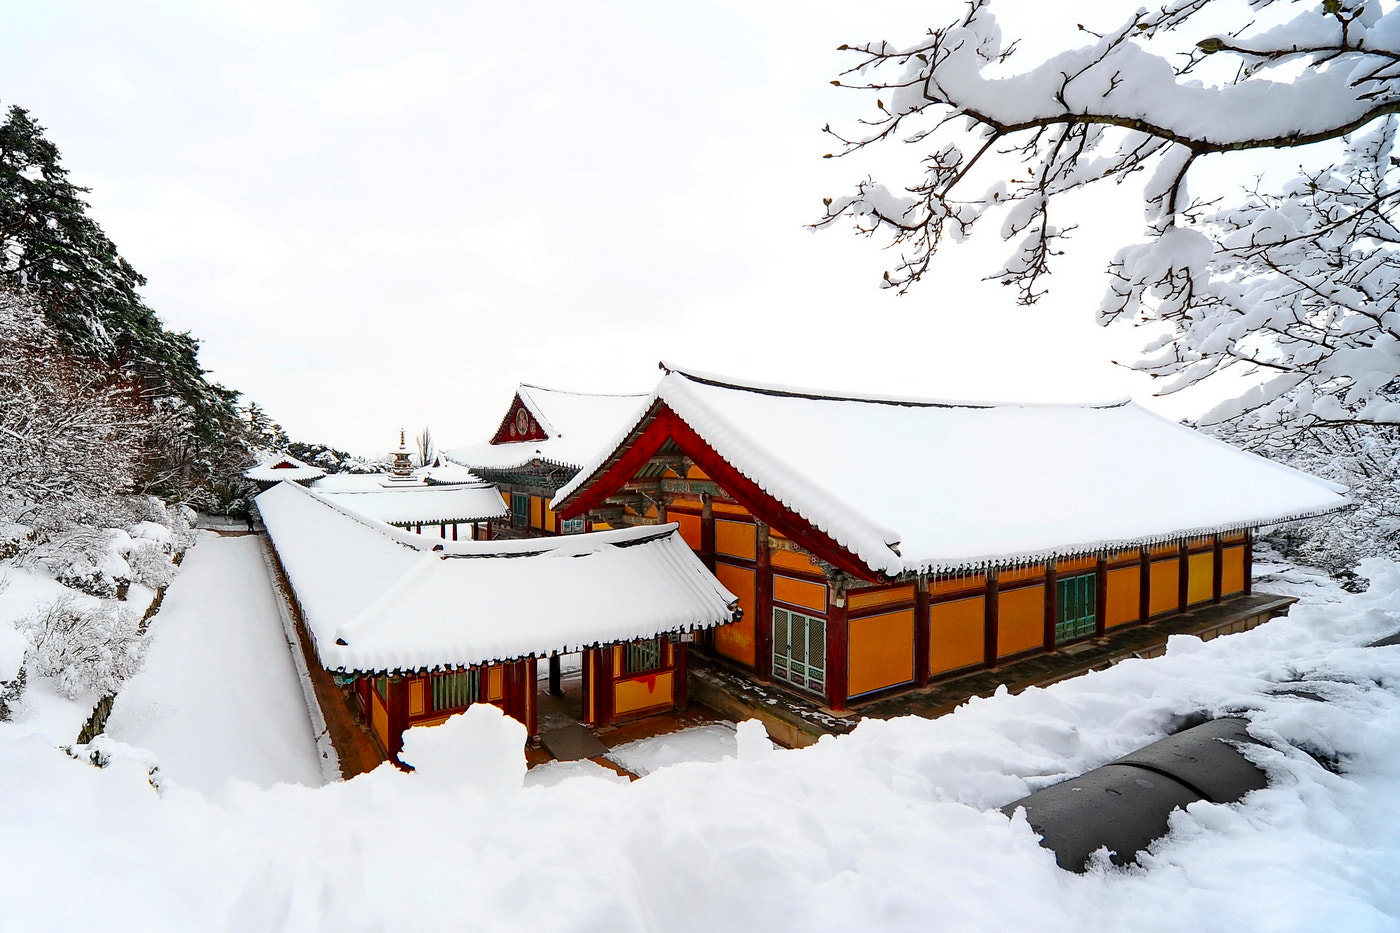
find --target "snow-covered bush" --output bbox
[125,540,175,589]
[19,595,146,699]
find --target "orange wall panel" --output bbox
[1056,556,1097,574]
[686,465,711,480]
[848,609,915,697]
[370,690,389,750]
[1221,546,1246,595]
[929,596,985,674]
[710,500,751,516]
[997,585,1044,657]
[714,563,757,667]
[773,574,826,611]
[715,519,756,560]
[1105,566,1140,628]
[999,565,1046,586]
[674,512,702,551]
[408,679,425,717]
[771,547,823,574]
[614,671,674,715]
[529,497,543,529]
[1148,559,1180,615]
[930,574,986,597]
[545,508,557,533]
[848,585,916,612]
[487,665,504,702]
[1188,552,1214,605]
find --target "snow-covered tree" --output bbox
[18,595,145,700]
[0,287,145,530]
[819,0,1400,433]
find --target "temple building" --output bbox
[242,453,327,490]
[444,385,647,540]
[551,364,1349,713]
[256,479,738,761]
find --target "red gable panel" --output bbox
[555,403,881,582]
[489,395,549,445]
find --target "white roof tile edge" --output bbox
[555,365,1350,579]
[259,480,738,673]
[244,452,328,482]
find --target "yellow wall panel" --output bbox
[710,500,751,516]
[771,547,823,573]
[487,665,504,702]
[500,489,510,505]
[999,564,1046,585]
[1188,552,1214,605]
[848,585,915,611]
[529,497,543,529]
[715,519,756,560]
[1057,556,1098,574]
[1149,559,1180,615]
[408,679,425,717]
[1221,546,1246,595]
[848,609,914,697]
[686,465,711,480]
[774,574,826,611]
[931,574,986,597]
[545,508,557,533]
[929,596,985,674]
[592,522,612,531]
[614,671,674,715]
[673,512,702,551]
[1105,566,1140,628]
[370,690,389,749]
[714,563,757,667]
[997,585,1044,657]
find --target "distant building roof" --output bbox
[555,364,1350,578]
[257,481,737,674]
[315,480,507,526]
[243,453,327,484]
[445,384,647,473]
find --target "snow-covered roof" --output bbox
[243,453,327,483]
[316,482,507,526]
[256,481,737,674]
[445,385,648,473]
[556,365,1350,578]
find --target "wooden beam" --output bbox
[1178,540,1190,613]
[1043,560,1058,650]
[1138,547,1151,624]
[1213,535,1224,604]
[1094,557,1108,637]
[826,594,849,712]
[756,522,773,682]
[984,570,1000,667]
[914,576,931,687]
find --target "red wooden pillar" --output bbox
[1212,535,1224,604]
[593,647,615,727]
[1043,560,1059,650]
[1094,557,1108,637]
[984,570,1000,667]
[1178,541,1190,612]
[387,677,410,763]
[699,494,716,571]
[826,594,849,712]
[1138,548,1151,623]
[755,523,774,681]
[914,576,931,687]
[674,640,690,710]
[524,658,538,739]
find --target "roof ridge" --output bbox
[518,383,649,399]
[658,361,1130,410]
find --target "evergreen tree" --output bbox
[0,103,246,506]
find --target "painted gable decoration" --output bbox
[491,396,549,445]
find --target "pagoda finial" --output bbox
[389,428,415,481]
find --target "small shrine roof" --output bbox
[256,481,737,674]
[243,453,327,483]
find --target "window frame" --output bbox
[623,637,664,675]
[1055,572,1098,644]
[510,492,529,528]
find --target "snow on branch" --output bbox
[818,0,1400,430]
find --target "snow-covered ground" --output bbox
[105,532,324,794]
[4,560,1400,929]
[606,722,774,777]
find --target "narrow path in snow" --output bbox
[106,532,324,794]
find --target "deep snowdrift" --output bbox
[4,562,1400,931]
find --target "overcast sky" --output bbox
[5,0,1192,456]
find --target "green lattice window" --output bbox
[511,493,529,528]
[1056,573,1098,644]
[624,638,664,674]
[431,669,480,712]
[772,608,826,695]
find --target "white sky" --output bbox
[4,0,1219,456]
